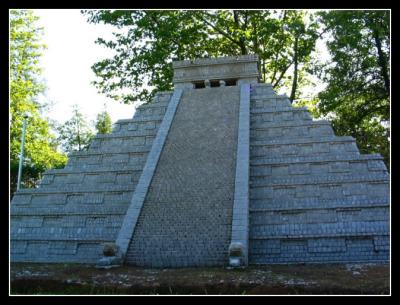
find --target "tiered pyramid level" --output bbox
[11,92,173,262]
[248,84,389,264]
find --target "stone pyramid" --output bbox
[10,55,389,267]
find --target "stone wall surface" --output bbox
[125,86,240,267]
[248,84,390,264]
[10,92,173,263]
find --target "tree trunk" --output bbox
[290,36,299,103]
[233,10,247,55]
[77,121,81,151]
[262,60,266,82]
[373,30,390,97]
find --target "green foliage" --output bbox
[82,10,319,104]
[95,107,112,134]
[316,10,390,167]
[292,97,321,119]
[82,9,389,169]
[10,9,67,195]
[57,105,94,153]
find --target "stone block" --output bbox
[11,194,32,205]
[31,194,67,205]
[271,165,289,176]
[367,182,389,197]
[84,193,104,204]
[329,161,350,173]
[373,236,389,252]
[48,241,78,255]
[289,163,311,175]
[11,241,27,254]
[367,160,388,171]
[308,238,346,253]
[319,184,344,199]
[313,143,330,154]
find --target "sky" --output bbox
[32,9,329,126]
[34,9,135,125]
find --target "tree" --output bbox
[57,105,94,153]
[83,9,389,168]
[10,9,67,196]
[94,107,112,134]
[82,10,319,104]
[316,10,390,167]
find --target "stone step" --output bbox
[251,124,334,140]
[250,195,389,211]
[249,206,388,225]
[249,235,389,264]
[251,106,307,113]
[134,106,168,118]
[249,235,389,249]
[65,156,146,171]
[12,184,135,200]
[65,152,148,169]
[251,135,355,147]
[11,204,129,216]
[12,214,125,229]
[137,100,170,109]
[136,99,170,108]
[62,161,146,171]
[45,164,144,174]
[250,83,275,95]
[126,113,165,122]
[150,91,173,102]
[108,129,158,138]
[250,157,387,178]
[251,119,333,132]
[39,170,141,188]
[250,161,388,177]
[66,146,151,168]
[68,147,151,161]
[250,180,388,201]
[112,119,163,135]
[251,118,331,128]
[250,172,389,188]
[249,220,388,239]
[12,192,133,208]
[251,107,312,123]
[11,226,119,241]
[250,97,292,108]
[11,241,105,263]
[133,91,172,108]
[251,103,293,110]
[88,140,154,154]
[250,153,384,166]
[250,140,359,158]
[94,126,159,140]
[250,94,288,101]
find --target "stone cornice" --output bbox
[172,54,259,68]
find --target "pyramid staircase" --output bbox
[125,86,240,267]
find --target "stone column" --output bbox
[229,83,250,267]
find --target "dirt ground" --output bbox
[10,262,390,295]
